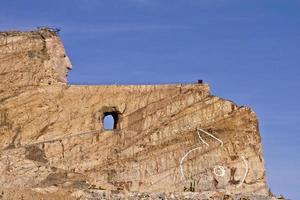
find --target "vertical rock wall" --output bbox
[0,29,269,198]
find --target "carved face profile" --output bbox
[44,36,72,83]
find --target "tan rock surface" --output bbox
[0,28,276,199]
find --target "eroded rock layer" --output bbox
[0,29,272,199]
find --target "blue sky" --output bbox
[1,0,299,198]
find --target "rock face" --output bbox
[0,29,273,199]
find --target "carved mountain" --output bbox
[0,28,281,200]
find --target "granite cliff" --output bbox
[0,28,280,199]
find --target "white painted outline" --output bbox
[179,128,248,188]
[196,130,209,146]
[213,165,226,177]
[180,146,202,179]
[180,128,223,179]
[237,156,248,188]
[197,128,223,147]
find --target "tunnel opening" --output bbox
[103,111,119,130]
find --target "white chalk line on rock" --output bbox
[197,128,223,147]
[237,156,249,188]
[213,165,226,177]
[179,128,248,188]
[180,128,222,179]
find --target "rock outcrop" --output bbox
[0,28,278,199]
